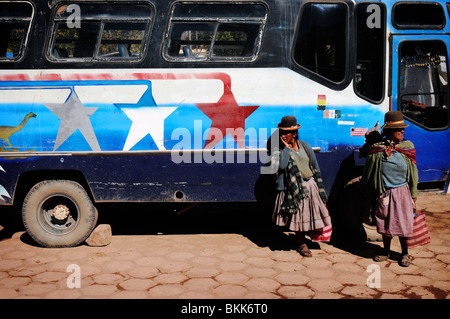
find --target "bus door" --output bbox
[391,34,450,183]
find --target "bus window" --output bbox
[0,1,33,61]
[48,2,153,62]
[167,23,215,60]
[399,41,449,129]
[164,2,267,62]
[98,23,147,59]
[213,23,261,58]
[393,2,445,30]
[354,2,386,103]
[53,23,100,58]
[293,2,348,84]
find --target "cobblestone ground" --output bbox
[0,192,448,299]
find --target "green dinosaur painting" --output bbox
[0,112,37,152]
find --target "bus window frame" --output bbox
[290,0,354,91]
[392,1,446,30]
[353,1,387,105]
[162,1,268,63]
[45,0,154,63]
[0,0,35,63]
[397,39,450,131]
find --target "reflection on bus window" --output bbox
[354,2,386,103]
[213,24,261,58]
[164,2,267,62]
[0,2,33,61]
[48,3,153,62]
[293,2,348,84]
[393,2,445,29]
[99,23,146,58]
[167,23,214,60]
[53,23,100,58]
[399,41,449,129]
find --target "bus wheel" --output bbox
[22,180,98,248]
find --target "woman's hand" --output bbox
[280,135,291,148]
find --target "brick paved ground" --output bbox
[0,192,448,299]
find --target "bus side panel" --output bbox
[0,154,273,203]
[0,68,387,204]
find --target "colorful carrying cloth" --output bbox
[406,211,431,248]
[369,140,416,164]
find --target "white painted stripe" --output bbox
[0,88,70,104]
[151,79,223,105]
[75,85,148,104]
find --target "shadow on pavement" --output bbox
[95,201,383,259]
[1,200,383,260]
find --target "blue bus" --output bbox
[0,0,448,246]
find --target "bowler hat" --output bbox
[381,111,409,129]
[277,115,301,130]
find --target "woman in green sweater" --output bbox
[362,111,418,267]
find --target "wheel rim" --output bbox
[37,194,80,236]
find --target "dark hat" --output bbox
[277,115,301,130]
[381,111,409,129]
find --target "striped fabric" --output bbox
[407,211,431,248]
[309,225,332,242]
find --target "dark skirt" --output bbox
[273,178,331,232]
[374,183,414,237]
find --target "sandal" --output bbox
[373,253,389,262]
[298,244,312,257]
[399,254,412,267]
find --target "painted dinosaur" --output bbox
[0,112,37,150]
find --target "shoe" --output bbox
[373,253,389,262]
[399,254,412,267]
[298,244,312,257]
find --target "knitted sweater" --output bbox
[269,140,327,203]
[361,139,419,199]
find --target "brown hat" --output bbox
[381,111,409,129]
[277,115,301,130]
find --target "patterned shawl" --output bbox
[369,139,416,164]
[282,151,327,214]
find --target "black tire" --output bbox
[22,180,98,248]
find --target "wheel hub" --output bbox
[51,204,70,221]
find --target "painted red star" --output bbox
[195,91,259,149]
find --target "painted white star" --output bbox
[0,165,10,200]
[45,91,100,151]
[121,107,177,151]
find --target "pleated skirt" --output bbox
[374,183,414,237]
[273,178,331,232]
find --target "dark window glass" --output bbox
[0,2,33,61]
[167,23,215,60]
[164,2,267,62]
[213,23,260,58]
[53,22,100,58]
[399,41,449,129]
[172,4,266,19]
[354,2,386,103]
[99,23,146,59]
[293,3,348,83]
[49,3,153,62]
[393,2,445,29]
